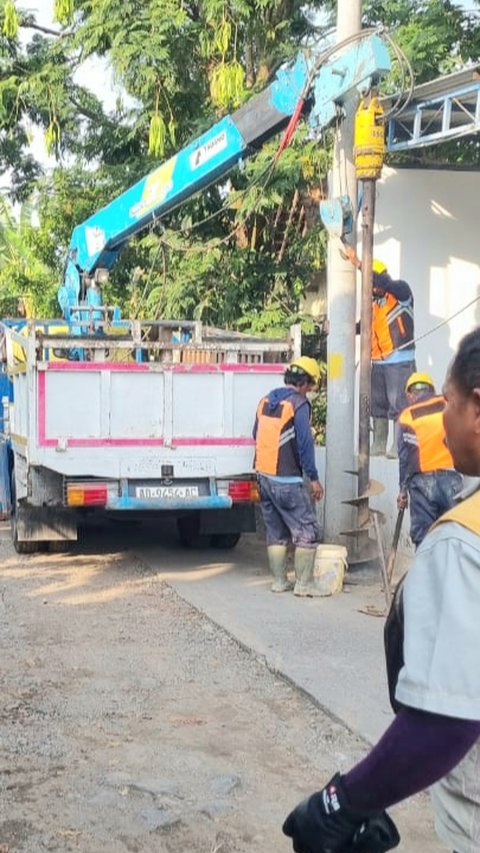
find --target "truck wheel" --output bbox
[176,516,211,549]
[10,473,39,554]
[211,533,241,549]
[47,541,71,553]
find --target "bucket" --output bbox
[313,544,348,596]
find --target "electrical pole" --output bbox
[323,0,362,545]
[354,95,386,559]
[357,180,375,528]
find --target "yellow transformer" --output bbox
[354,97,385,180]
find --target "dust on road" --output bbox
[0,522,441,852]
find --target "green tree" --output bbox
[364,0,480,82]
[1,0,333,330]
[1,0,479,327]
[0,193,52,315]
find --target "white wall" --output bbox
[374,166,480,388]
[352,168,480,570]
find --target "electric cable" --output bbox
[392,292,480,354]
[379,33,415,121]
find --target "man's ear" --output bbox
[472,389,480,433]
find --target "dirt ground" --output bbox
[0,521,442,853]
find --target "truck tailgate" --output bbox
[28,361,285,477]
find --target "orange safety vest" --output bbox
[398,394,454,476]
[254,393,307,477]
[372,293,414,361]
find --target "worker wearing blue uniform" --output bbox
[253,357,323,596]
[344,245,416,457]
[397,371,462,547]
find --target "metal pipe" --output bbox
[358,179,375,526]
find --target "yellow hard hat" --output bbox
[289,356,321,383]
[406,371,435,392]
[372,259,387,275]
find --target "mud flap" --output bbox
[199,505,256,535]
[15,504,78,544]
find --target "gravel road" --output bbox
[0,521,441,852]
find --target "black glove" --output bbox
[282,774,400,853]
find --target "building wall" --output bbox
[350,168,479,569]
[374,166,480,387]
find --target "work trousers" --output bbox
[257,475,320,549]
[371,360,416,420]
[408,470,463,547]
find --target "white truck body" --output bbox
[1,320,298,550]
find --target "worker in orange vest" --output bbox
[344,246,416,457]
[253,357,324,596]
[397,371,463,547]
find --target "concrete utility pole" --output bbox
[323,0,362,545]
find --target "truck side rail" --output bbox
[0,319,301,368]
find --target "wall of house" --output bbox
[362,167,480,569]
[374,166,480,385]
[323,167,480,571]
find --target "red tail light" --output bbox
[227,480,259,502]
[67,483,108,506]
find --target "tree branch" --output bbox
[68,95,118,129]
[21,22,61,37]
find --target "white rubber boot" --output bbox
[267,545,293,592]
[293,548,322,597]
[386,420,399,459]
[371,417,388,456]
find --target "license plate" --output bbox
[135,485,199,499]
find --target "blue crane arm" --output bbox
[59,35,390,317]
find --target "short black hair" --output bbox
[372,272,390,292]
[448,327,480,395]
[284,367,312,387]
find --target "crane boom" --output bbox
[59,34,390,319]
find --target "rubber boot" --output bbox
[293,548,322,597]
[371,417,388,456]
[386,420,399,459]
[267,545,293,593]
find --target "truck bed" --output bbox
[1,320,298,545]
[30,359,284,479]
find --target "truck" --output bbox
[0,33,391,553]
[0,318,298,552]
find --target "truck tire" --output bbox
[211,533,241,549]
[47,541,71,553]
[176,515,211,549]
[10,472,39,554]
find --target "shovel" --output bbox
[386,508,405,584]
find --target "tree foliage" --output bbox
[0,0,332,330]
[0,0,478,328]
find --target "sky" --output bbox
[18,0,124,165]
[22,0,122,107]
[16,0,478,166]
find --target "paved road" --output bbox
[136,523,396,745]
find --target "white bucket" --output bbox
[313,544,348,596]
